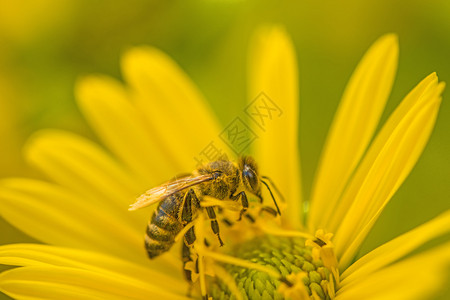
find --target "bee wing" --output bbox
[128,174,215,211]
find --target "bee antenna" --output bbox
[260,179,281,215]
[261,176,285,202]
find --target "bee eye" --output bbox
[243,167,258,191]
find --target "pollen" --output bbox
[208,235,337,299]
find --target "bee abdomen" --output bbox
[145,234,173,259]
[146,223,174,242]
[145,201,184,259]
[151,205,183,232]
[145,223,178,259]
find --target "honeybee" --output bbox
[129,156,281,262]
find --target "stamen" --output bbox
[326,274,336,299]
[190,207,337,299]
[198,253,207,299]
[200,197,241,211]
[199,248,281,279]
[306,229,340,285]
[207,235,338,299]
[278,272,310,299]
[174,221,195,242]
[260,225,315,239]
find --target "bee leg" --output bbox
[180,190,210,299]
[182,245,210,300]
[245,213,256,223]
[256,192,264,204]
[182,242,193,283]
[205,206,224,246]
[182,189,198,246]
[221,217,234,227]
[184,226,196,246]
[260,206,278,217]
[221,213,256,227]
[230,191,248,221]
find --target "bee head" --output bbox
[239,156,260,193]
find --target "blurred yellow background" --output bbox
[1,0,449,299]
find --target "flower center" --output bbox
[208,235,336,299]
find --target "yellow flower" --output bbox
[0,25,449,300]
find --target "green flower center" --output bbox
[209,235,334,300]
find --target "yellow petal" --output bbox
[336,243,450,300]
[334,77,445,268]
[248,25,302,228]
[75,75,180,184]
[2,280,124,300]
[341,210,450,283]
[0,244,182,292]
[0,179,144,262]
[25,129,147,231]
[308,34,398,231]
[121,47,230,167]
[0,266,189,300]
[328,73,438,233]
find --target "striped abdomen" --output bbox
[145,193,185,259]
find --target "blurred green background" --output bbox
[1,0,449,299]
